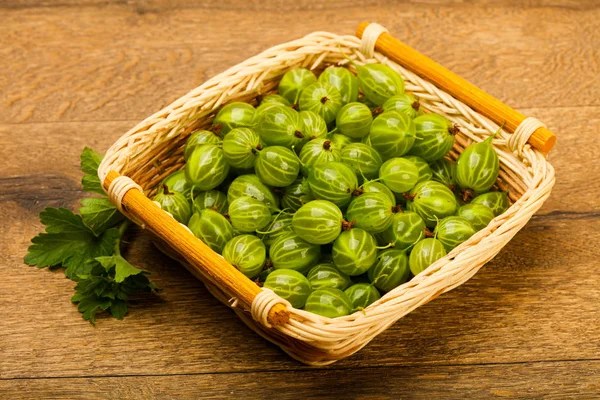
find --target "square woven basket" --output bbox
[98,23,555,365]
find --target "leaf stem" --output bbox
[114,220,130,257]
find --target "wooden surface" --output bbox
[1,1,599,398]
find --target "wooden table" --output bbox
[1,1,599,398]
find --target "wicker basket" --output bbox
[98,23,555,365]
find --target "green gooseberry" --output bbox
[379,157,420,193]
[336,102,373,139]
[409,238,447,276]
[188,209,234,254]
[278,68,317,104]
[369,110,416,160]
[359,180,395,204]
[192,190,228,214]
[368,249,410,292]
[471,191,510,216]
[292,200,343,245]
[354,62,404,106]
[213,102,257,136]
[280,176,314,211]
[161,170,191,197]
[307,161,358,208]
[228,196,272,233]
[410,114,456,162]
[455,135,500,195]
[227,174,279,212]
[304,288,353,318]
[307,263,352,291]
[260,94,291,107]
[299,110,328,140]
[329,133,355,150]
[255,146,301,187]
[346,192,396,234]
[404,155,432,183]
[257,213,294,247]
[318,66,358,105]
[298,82,343,124]
[257,105,306,148]
[340,142,383,182]
[264,269,312,309]
[299,139,341,176]
[184,130,222,161]
[408,180,458,228]
[222,234,266,278]
[222,127,263,169]
[430,158,457,187]
[382,93,421,119]
[379,211,426,251]
[269,233,321,274]
[152,185,193,224]
[434,216,476,251]
[332,228,378,276]
[457,203,495,231]
[344,283,381,310]
[185,144,230,190]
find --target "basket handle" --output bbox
[356,22,556,153]
[103,171,290,326]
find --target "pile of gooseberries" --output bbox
[155,58,509,319]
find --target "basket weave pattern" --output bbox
[99,29,555,365]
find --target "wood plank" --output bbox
[1,3,599,124]
[1,360,599,399]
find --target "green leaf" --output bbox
[81,147,105,195]
[95,255,147,283]
[80,197,124,235]
[24,208,119,278]
[109,299,128,320]
[76,295,112,324]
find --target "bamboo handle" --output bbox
[103,171,290,326]
[356,22,556,153]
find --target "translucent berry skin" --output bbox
[307,162,358,208]
[470,191,510,216]
[369,110,416,160]
[434,216,476,251]
[379,211,426,251]
[404,155,432,184]
[222,235,266,279]
[185,144,230,191]
[278,68,317,104]
[379,157,420,194]
[319,66,359,105]
[307,263,352,291]
[226,174,279,212]
[188,209,234,254]
[184,130,222,161]
[408,180,458,228]
[264,269,311,309]
[304,288,353,318]
[258,213,294,247]
[346,192,394,234]
[152,189,193,225]
[360,181,396,205]
[255,146,301,188]
[292,200,343,245]
[340,143,383,182]
[299,82,343,124]
[457,203,495,231]
[332,228,378,276]
[228,196,272,233]
[410,114,455,162]
[280,177,315,211]
[299,110,328,140]
[368,249,410,292]
[192,190,228,214]
[356,63,404,106]
[260,94,291,107]
[299,139,341,176]
[222,127,263,169]
[429,158,457,187]
[382,93,421,119]
[455,136,500,194]
[344,283,381,311]
[269,233,321,274]
[161,170,191,197]
[213,102,257,136]
[257,106,306,149]
[409,238,447,276]
[336,102,373,139]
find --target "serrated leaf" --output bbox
[81,147,105,195]
[109,299,128,320]
[95,255,146,283]
[80,197,124,235]
[76,296,112,324]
